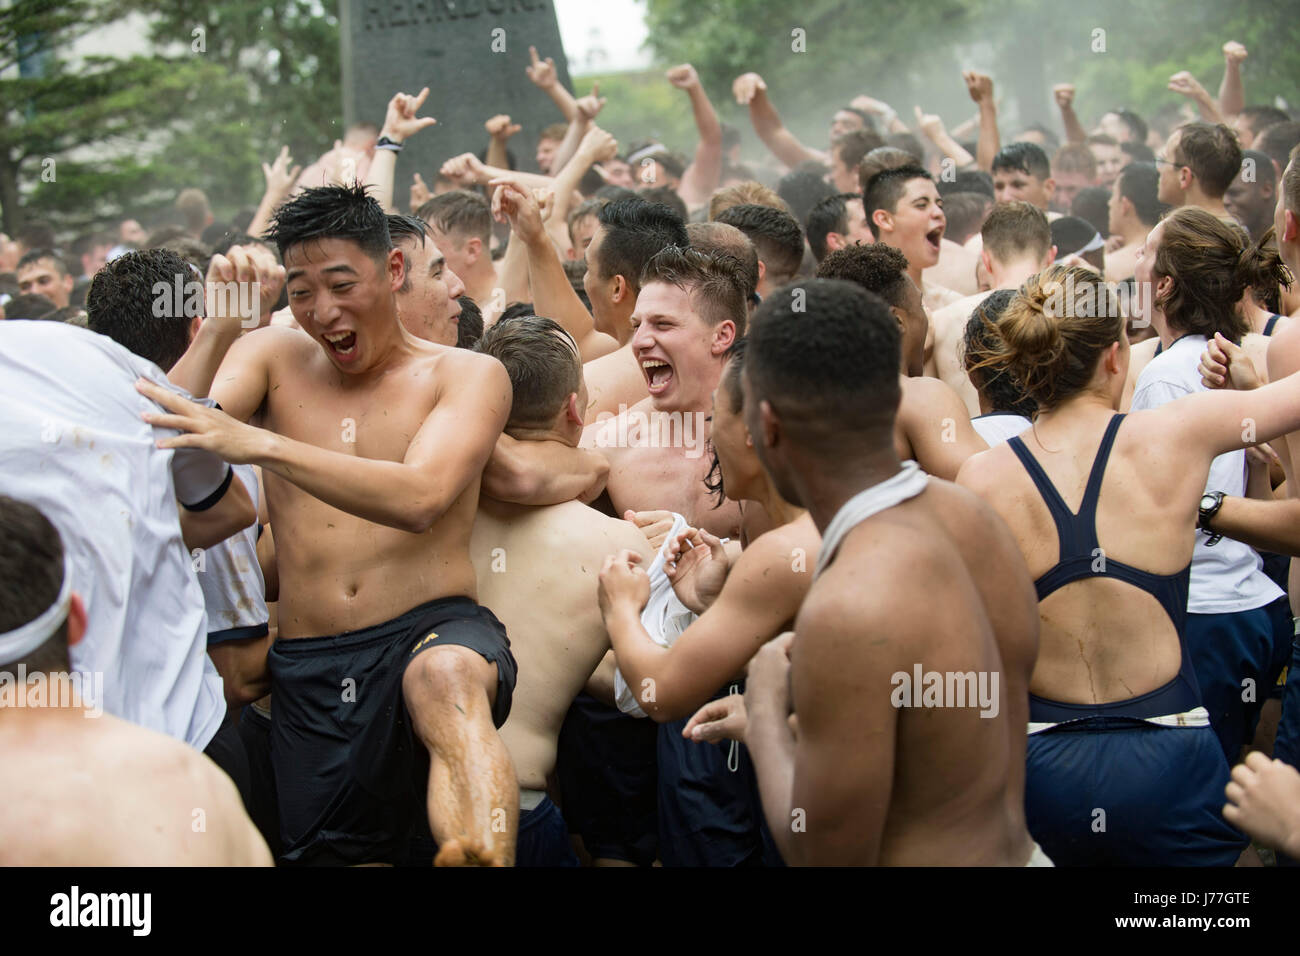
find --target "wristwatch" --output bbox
[1198,491,1225,546]
[375,135,403,152]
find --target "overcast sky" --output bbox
[554,0,652,75]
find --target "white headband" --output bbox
[627,144,668,166]
[0,551,73,665]
[1058,232,1106,260]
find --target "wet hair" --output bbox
[638,185,688,223]
[981,201,1051,265]
[1240,106,1292,138]
[595,185,639,203]
[1070,187,1111,238]
[1053,143,1097,179]
[4,292,58,320]
[1119,141,1156,164]
[746,279,901,451]
[387,213,430,248]
[686,221,759,300]
[862,165,933,238]
[777,168,837,228]
[567,197,607,247]
[263,183,392,264]
[474,315,580,430]
[1116,162,1167,227]
[1172,122,1242,198]
[0,496,70,671]
[992,142,1051,181]
[417,190,491,244]
[714,203,805,286]
[1256,122,1300,174]
[857,146,916,193]
[977,264,1123,410]
[708,182,790,221]
[885,132,925,163]
[639,245,748,336]
[1247,229,1290,313]
[815,242,910,309]
[805,193,855,261]
[833,129,886,171]
[456,296,484,349]
[1154,206,1283,342]
[87,248,198,371]
[1107,109,1148,144]
[961,289,1036,418]
[703,337,748,506]
[941,192,992,246]
[937,169,995,201]
[17,248,70,277]
[592,197,688,294]
[1051,216,1104,271]
[157,236,212,276]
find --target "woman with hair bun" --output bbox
[1130,207,1293,768]
[957,253,1300,866]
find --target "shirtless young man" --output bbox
[387,214,465,347]
[1105,162,1164,283]
[675,279,1041,865]
[493,184,689,422]
[0,496,271,866]
[470,316,652,866]
[927,201,1054,415]
[815,245,989,479]
[861,165,963,314]
[136,185,519,867]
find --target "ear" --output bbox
[188,314,202,344]
[1179,166,1194,192]
[872,208,893,235]
[1103,339,1123,377]
[825,232,847,253]
[980,248,994,276]
[1044,245,1058,267]
[465,236,483,264]
[611,274,631,305]
[756,259,766,284]
[66,592,87,648]
[388,247,406,292]
[565,391,583,427]
[890,304,907,336]
[1043,177,1057,202]
[1286,209,1300,244]
[711,320,737,355]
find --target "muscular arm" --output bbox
[899,376,988,479]
[481,434,609,506]
[743,84,822,169]
[603,532,810,721]
[1209,495,1300,556]
[178,473,255,551]
[676,82,724,209]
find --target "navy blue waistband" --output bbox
[1028,670,1201,723]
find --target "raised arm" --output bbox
[1168,71,1224,124]
[1053,84,1088,145]
[484,114,521,172]
[1219,42,1248,118]
[364,87,437,214]
[596,530,811,722]
[964,71,1000,171]
[141,349,511,534]
[669,65,723,208]
[247,146,301,239]
[549,126,618,253]
[914,106,976,169]
[491,179,619,360]
[851,94,909,135]
[550,83,606,175]
[733,72,823,169]
[442,151,555,194]
[526,45,578,123]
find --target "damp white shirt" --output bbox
[1131,333,1284,614]
[0,321,227,748]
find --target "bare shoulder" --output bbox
[1268,319,1300,379]
[575,502,653,560]
[933,291,988,332]
[900,373,968,415]
[954,440,1016,495]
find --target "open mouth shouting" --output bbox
[322,330,359,362]
[642,357,675,396]
[925,227,943,256]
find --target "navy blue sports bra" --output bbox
[1007,414,1202,722]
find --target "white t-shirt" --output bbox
[1131,334,1284,614]
[972,413,1031,446]
[0,321,227,748]
[198,463,269,644]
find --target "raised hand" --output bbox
[409,172,432,213]
[205,244,285,331]
[1223,41,1248,65]
[485,114,522,140]
[440,152,486,186]
[1053,83,1075,110]
[964,70,994,105]
[261,146,301,198]
[666,64,700,90]
[914,105,945,142]
[489,179,545,246]
[526,45,558,88]
[1167,71,1209,100]
[732,71,768,106]
[578,126,618,164]
[381,87,436,144]
[574,82,606,121]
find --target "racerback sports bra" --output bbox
[1007,414,1203,722]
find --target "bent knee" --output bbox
[403,644,498,714]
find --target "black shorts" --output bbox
[267,596,516,866]
[556,692,659,866]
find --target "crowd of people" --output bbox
[4,37,1300,866]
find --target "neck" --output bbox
[1119,218,1148,246]
[751,472,804,528]
[908,263,924,289]
[1034,388,1118,426]
[507,424,576,448]
[1185,193,1229,218]
[787,443,905,535]
[466,264,497,303]
[990,258,1044,290]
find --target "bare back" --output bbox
[235,328,483,637]
[793,481,1037,865]
[958,410,1212,705]
[472,499,652,789]
[0,710,270,865]
[928,291,989,416]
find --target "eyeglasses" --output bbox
[1154,157,1184,168]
